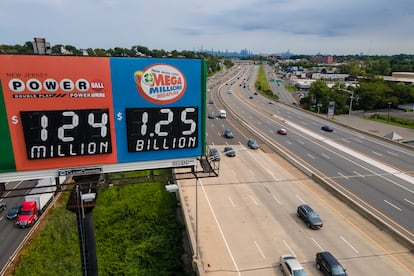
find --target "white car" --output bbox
[280,254,307,276]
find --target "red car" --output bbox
[277,128,287,135]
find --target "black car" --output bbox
[321,125,334,132]
[315,252,347,276]
[297,204,323,229]
[6,204,21,220]
[224,146,236,157]
[208,148,221,161]
[223,129,234,138]
[0,202,6,212]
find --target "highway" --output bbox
[207,64,414,242]
[179,146,414,275]
[186,63,414,274]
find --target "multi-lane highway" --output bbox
[187,63,414,274]
[207,64,414,241]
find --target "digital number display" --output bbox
[20,109,112,160]
[126,107,198,152]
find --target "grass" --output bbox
[367,113,414,129]
[11,169,187,276]
[255,64,279,101]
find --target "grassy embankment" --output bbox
[12,169,187,276]
[368,113,414,129]
[255,64,279,101]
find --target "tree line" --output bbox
[0,41,232,75]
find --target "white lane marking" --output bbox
[250,195,259,205]
[272,194,282,205]
[265,168,279,181]
[200,179,241,275]
[307,153,315,159]
[286,141,292,145]
[270,130,274,134]
[254,241,266,259]
[372,151,383,157]
[384,200,402,211]
[296,195,306,204]
[321,153,330,159]
[229,196,236,207]
[297,140,304,145]
[386,150,399,157]
[353,171,365,178]
[340,236,359,253]
[404,198,414,206]
[232,170,237,177]
[282,240,296,256]
[311,237,324,251]
[338,172,349,180]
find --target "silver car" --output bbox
[280,254,307,276]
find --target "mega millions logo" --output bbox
[134,64,186,104]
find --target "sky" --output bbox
[1,0,413,55]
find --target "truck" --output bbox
[218,109,227,118]
[16,178,56,228]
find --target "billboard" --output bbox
[0,55,206,175]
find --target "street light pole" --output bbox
[340,88,354,126]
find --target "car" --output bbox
[208,148,221,161]
[280,254,307,276]
[315,252,347,276]
[0,202,6,212]
[6,204,21,220]
[223,129,234,138]
[268,101,273,104]
[254,92,258,95]
[249,95,254,99]
[247,139,259,149]
[208,99,214,104]
[224,146,236,157]
[208,112,215,119]
[297,204,323,229]
[277,128,287,135]
[321,125,334,132]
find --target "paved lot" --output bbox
[331,111,414,145]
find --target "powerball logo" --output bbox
[134,64,186,104]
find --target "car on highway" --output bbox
[280,254,307,276]
[277,128,287,135]
[321,125,334,132]
[6,204,21,220]
[224,146,236,157]
[315,251,347,276]
[297,204,323,229]
[249,95,254,99]
[208,148,221,161]
[0,202,6,212]
[247,139,259,149]
[208,112,215,119]
[208,99,214,104]
[223,129,234,138]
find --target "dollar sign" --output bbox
[12,115,19,125]
[117,112,123,121]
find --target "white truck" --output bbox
[219,110,227,118]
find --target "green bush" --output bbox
[13,170,186,276]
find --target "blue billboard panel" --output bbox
[110,58,204,163]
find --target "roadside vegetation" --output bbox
[367,113,414,129]
[12,169,187,276]
[256,64,279,101]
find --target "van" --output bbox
[219,110,226,118]
[315,252,347,276]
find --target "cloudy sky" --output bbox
[1,0,413,55]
